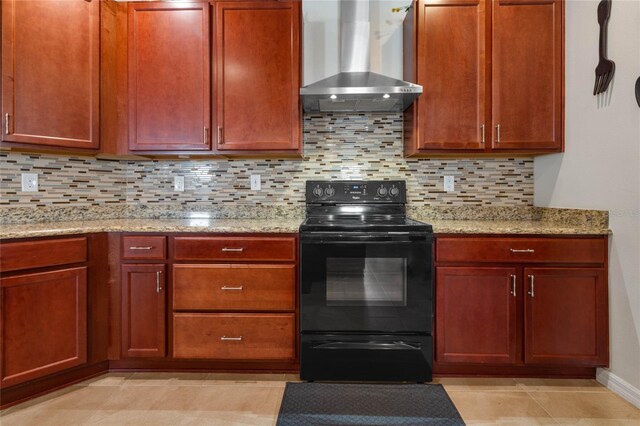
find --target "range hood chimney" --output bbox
[300,0,422,113]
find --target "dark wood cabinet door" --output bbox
[128,2,210,152]
[1,0,99,149]
[214,1,301,152]
[121,264,166,358]
[492,0,563,150]
[0,267,87,388]
[436,266,518,364]
[524,268,608,366]
[416,0,488,150]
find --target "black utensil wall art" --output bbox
[594,0,615,95]
[635,77,640,107]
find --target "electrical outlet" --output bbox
[21,173,38,192]
[250,174,261,191]
[443,176,455,192]
[174,176,185,192]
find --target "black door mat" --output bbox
[276,382,465,426]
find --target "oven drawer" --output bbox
[436,237,606,264]
[122,236,166,260]
[172,313,295,360]
[173,264,295,311]
[300,333,432,382]
[173,236,296,262]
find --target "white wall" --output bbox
[534,0,640,403]
[302,0,406,85]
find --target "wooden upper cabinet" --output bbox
[492,0,563,150]
[416,0,488,151]
[524,267,608,366]
[1,0,99,150]
[128,2,210,152]
[214,1,301,152]
[405,0,563,155]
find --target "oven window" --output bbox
[326,258,407,307]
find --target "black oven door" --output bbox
[300,232,433,334]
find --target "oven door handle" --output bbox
[311,341,422,351]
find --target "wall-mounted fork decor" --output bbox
[594,0,615,95]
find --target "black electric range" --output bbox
[299,180,434,382]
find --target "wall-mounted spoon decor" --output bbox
[635,77,640,107]
[594,0,615,95]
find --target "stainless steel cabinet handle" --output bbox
[495,124,501,143]
[510,248,535,253]
[156,271,162,293]
[4,113,9,135]
[221,247,244,252]
[220,336,242,341]
[480,124,485,144]
[221,286,243,291]
[204,127,208,145]
[528,275,535,297]
[510,274,516,297]
[217,126,223,145]
[129,246,153,250]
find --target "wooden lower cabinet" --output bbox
[525,267,608,366]
[436,267,518,364]
[121,264,166,358]
[434,235,609,372]
[173,313,295,360]
[0,267,87,388]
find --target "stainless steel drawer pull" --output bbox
[4,113,9,135]
[495,124,501,143]
[221,286,243,291]
[221,247,244,252]
[220,336,242,341]
[156,271,162,293]
[510,248,535,253]
[480,124,485,144]
[217,126,223,145]
[528,275,535,297]
[129,246,153,250]
[510,274,516,297]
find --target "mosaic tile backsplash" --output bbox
[1,113,533,212]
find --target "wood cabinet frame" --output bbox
[404,0,564,157]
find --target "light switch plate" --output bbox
[174,176,185,192]
[21,173,38,192]
[250,174,261,191]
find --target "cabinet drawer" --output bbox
[172,313,295,360]
[436,237,606,264]
[173,264,295,311]
[173,236,296,262]
[122,236,166,260]
[0,237,87,272]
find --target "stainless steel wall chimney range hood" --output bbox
[300,0,422,113]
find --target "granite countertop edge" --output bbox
[0,218,611,240]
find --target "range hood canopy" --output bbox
[300,0,422,113]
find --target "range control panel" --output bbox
[306,180,406,203]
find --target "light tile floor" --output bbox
[1,373,639,425]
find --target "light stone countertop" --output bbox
[0,217,610,240]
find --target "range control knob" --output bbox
[390,187,400,197]
[377,186,388,196]
[312,186,324,197]
[325,187,335,197]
